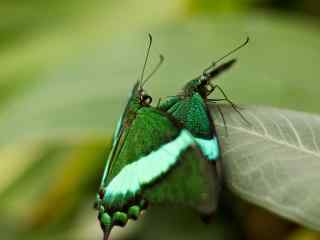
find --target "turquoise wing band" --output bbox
[104,129,196,206]
[195,137,219,161]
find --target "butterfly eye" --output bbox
[199,75,207,82]
[200,72,211,83]
[140,94,152,106]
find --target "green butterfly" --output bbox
[95,35,220,240]
[158,36,249,174]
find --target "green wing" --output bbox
[159,94,221,161]
[144,145,219,215]
[105,107,180,185]
[102,106,218,214]
[102,107,181,208]
[159,93,215,139]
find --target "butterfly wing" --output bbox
[101,106,218,214]
[159,93,220,161]
[102,107,182,207]
[144,144,220,215]
[100,82,140,186]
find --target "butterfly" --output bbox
[158,36,250,189]
[95,34,220,240]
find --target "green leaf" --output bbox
[211,104,320,231]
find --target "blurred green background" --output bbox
[1,0,320,239]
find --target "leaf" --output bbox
[0,138,109,231]
[210,104,320,231]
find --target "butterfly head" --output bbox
[124,81,153,114]
[182,59,236,99]
[138,84,153,106]
[182,73,219,99]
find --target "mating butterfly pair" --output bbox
[94,34,249,240]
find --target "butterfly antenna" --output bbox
[203,37,249,74]
[142,54,164,87]
[140,33,153,85]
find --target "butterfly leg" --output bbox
[209,84,251,126]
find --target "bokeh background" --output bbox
[1,0,320,239]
